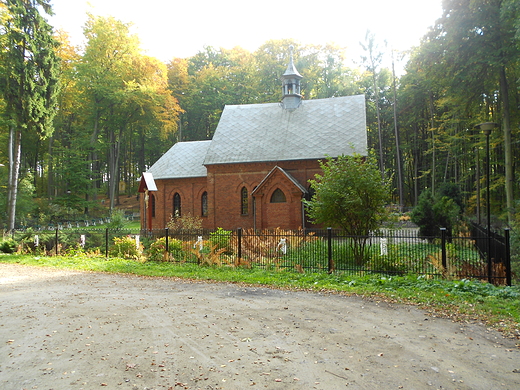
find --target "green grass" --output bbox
[122,220,141,229]
[1,253,519,341]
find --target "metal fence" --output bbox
[7,226,514,286]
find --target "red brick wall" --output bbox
[254,179,306,230]
[208,160,322,230]
[141,160,323,230]
[141,177,208,230]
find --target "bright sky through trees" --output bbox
[49,0,442,64]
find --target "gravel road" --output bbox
[1,263,519,389]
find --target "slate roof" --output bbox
[147,140,211,180]
[204,94,367,165]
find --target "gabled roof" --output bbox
[251,166,308,196]
[204,94,367,165]
[147,140,211,179]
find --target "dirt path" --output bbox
[1,263,519,390]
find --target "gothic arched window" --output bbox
[201,191,208,217]
[241,187,249,215]
[150,194,156,217]
[173,193,181,217]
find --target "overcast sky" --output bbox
[48,0,443,67]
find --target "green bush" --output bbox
[10,230,47,254]
[109,236,143,260]
[282,239,356,270]
[147,237,184,261]
[14,230,84,254]
[107,209,126,229]
[167,212,203,232]
[81,232,104,251]
[209,227,232,253]
[280,240,325,270]
[0,239,17,253]
[411,190,460,239]
[365,253,409,275]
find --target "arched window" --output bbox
[270,188,286,203]
[150,194,156,217]
[201,191,208,217]
[173,193,181,217]
[241,187,248,215]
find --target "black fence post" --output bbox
[440,228,447,271]
[105,228,109,258]
[165,228,169,259]
[327,227,333,273]
[55,228,59,256]
[237,228,242,261]
[504,228,512,286]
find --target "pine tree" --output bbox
[0,0,60,231]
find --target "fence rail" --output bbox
[7,226,514,286]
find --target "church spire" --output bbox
[281,45,303,110]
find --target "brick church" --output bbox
[139,51,367,231]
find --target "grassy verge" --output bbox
[1,253,519,341]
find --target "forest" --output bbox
[0,0,519,231]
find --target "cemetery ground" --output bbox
[1,263,520,390]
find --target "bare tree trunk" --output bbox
[6,126,14,230]
[499,66,513,224]
[89,112,102,204]
[7,126,22,232]
[372,71,385,180]
[47,135,54,198]
[428,92,436,196]
[362,32,385,180]
[413,123,419,206]
[391,51,403,211]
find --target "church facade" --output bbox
[139,54,367,231]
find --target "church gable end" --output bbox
[251,166,308,230]
[252,166,307,200]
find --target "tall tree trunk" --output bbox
[499,66,513,224]
[413,123,419,206]
[138,129,146,174]
[47,135,54,198]
[89,111,102,203]
[391,52,403,210]
[7,126,22,232]
[107,126,123,211]
[362,32,385,180]
[428,92,436,196]
[443,151,450,183]
[372,71,385,180]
